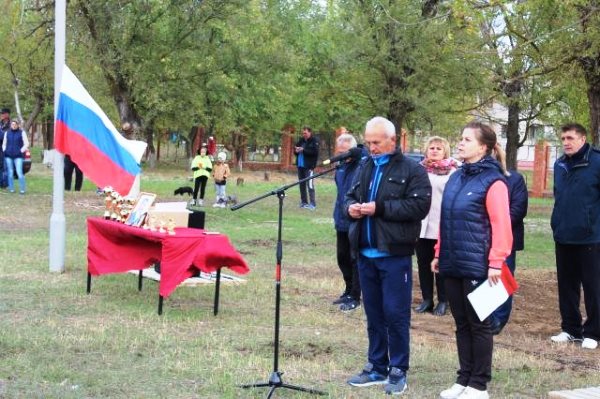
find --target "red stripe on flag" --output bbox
[55,120,136,194]
[500,262,518,296]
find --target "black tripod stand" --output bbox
[231,167,336,398]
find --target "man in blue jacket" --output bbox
[345,116,431,395]
[294,126,319,209]
[332,132,365,311]
[550,123,600,350]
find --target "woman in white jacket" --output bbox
[414,136,458,316]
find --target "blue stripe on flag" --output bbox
[56,93,140,175]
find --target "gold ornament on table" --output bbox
[110,191,120,221]
[167,218,176,235]
[103,186,114,219]
[158,220,166,234]
[148,215,157,232]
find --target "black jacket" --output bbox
[294,135,319,169]
[345,150,432,256]
[506,170,528,251]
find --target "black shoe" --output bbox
[340,299,361,312]
[490,318,505,335]
[414,299,434,313]
[333,293,351,305]
[433,301,448,316]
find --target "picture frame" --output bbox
[125,192,157,227]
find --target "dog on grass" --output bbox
[174,186,194,196]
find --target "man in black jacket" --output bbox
[294,126,319,209]
[345,116,431,395]
[0,108,10,188]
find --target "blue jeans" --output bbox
[215,183,226,200]
[491,251,516,325]
[4,156,25,193]
[358,255,412,374]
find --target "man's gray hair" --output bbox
[365,116,396,138]
[336,133,357,148]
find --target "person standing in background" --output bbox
[211,152,231,208]
[64,154,84,191]
[550,123,600,350]
[2,119,29,194]
[415,136,458,316]
[332,132,364,312]
[0,108,10,188]
[191,145,212,207]
[294,126,319,210]
[489,147,528,335]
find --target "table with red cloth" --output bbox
[86,217,249,314]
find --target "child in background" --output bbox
[212,152,231,208]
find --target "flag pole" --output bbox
[49,0,66,273]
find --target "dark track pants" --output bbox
[445,276,493,391]
[193,175,208,200]
[297,167,315,206]
[358,255,412,374]
[336,231,360,300]
[416,238,446,302]
[555,242,600,341]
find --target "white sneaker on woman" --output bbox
[457,386,489,399]
[440,383,466,399]
[582,338,598,349]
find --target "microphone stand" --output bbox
[232,165,339,398]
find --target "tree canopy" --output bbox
[2,0,599,162]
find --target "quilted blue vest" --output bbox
[4,129,24,158]
[439,156,506,279]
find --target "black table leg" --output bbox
[138,270,143,291]
[158,295,164,315]
[86,272,91,293]
[213,268,221,316]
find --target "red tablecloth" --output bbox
[87,217,249,297]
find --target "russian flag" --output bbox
[55,65,147,195]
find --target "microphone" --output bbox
[322,146,363,165]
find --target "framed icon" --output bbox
[125,192,156,227]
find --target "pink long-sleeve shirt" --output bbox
[435,180,513,269]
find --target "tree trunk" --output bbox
[588,84,600,146]
[505,101,520,170]
[580,55,600,146]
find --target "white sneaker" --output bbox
[582,338,598,349]
[550,331,577,343]
[440,383,467,399]
[197,199,204,207]
[212,202,220,208]
[457,387,489,399]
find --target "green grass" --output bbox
[0,160,595,398]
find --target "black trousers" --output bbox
[64,156,83,191]
[297,167,315,206]
[193,175,208,200]
[555,242,600,341]
[336,231,361,300]
[445,276,493,391]
[416,238,446,302]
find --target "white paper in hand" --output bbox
[467,263,518,322]
[467,280,510,322]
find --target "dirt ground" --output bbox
[411,268,600,372]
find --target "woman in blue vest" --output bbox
[432,121,512,399]
[2,119,29,194]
